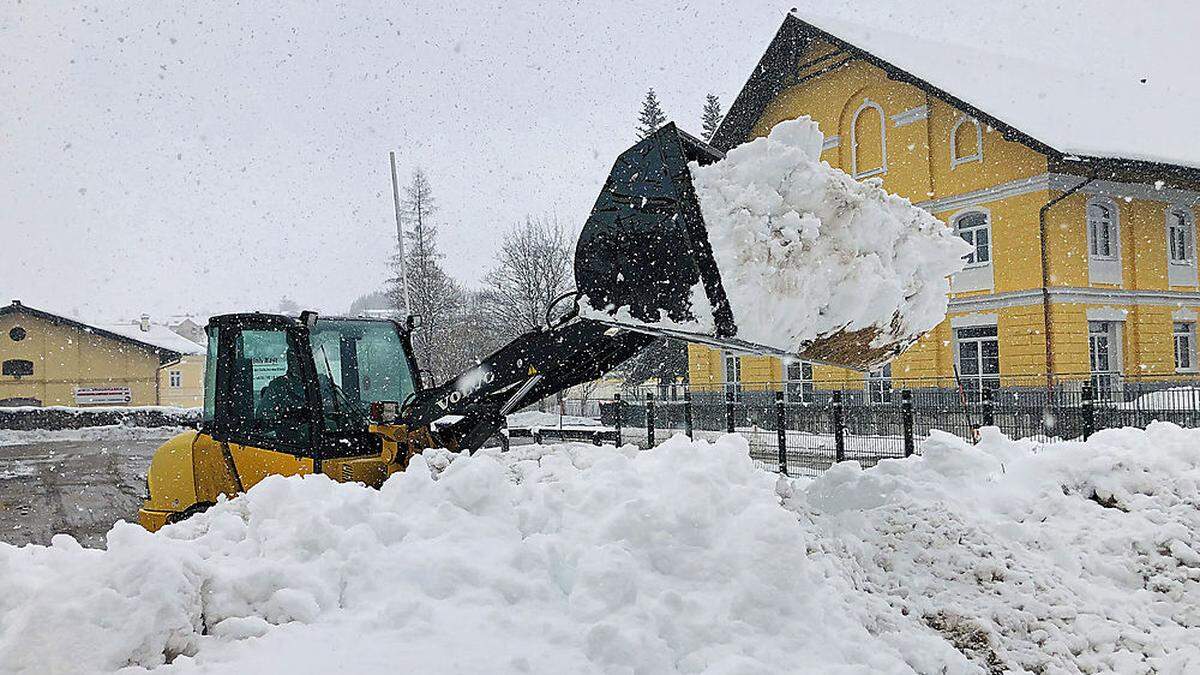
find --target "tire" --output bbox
[165,501,215,525]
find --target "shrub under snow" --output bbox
[1,425,1198,673]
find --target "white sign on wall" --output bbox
[74,386,132,405]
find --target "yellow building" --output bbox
[0,301,205,408]
[691,13,1200,402]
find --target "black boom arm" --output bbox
[400,318,655,452]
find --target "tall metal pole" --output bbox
[389,151,412,316]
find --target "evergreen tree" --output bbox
[636,88,667,139]
[701,93,722,142]
[387,168,465,380]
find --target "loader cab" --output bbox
[202,313,421,461]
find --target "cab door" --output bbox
[201,316,321,492]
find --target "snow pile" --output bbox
[689,116,969,356]
[1118,386,1200,411]
[3,426,1200,673]
[505,410,600,428]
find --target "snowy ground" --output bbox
[2,424,1198,673]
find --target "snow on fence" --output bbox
[593,375,1200,474]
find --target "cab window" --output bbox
[308,319,416,433]
[220,327,312,447]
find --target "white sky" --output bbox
[2,1,1193,322]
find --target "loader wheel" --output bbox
[165,501,215,525]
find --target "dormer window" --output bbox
[950,116,983,167]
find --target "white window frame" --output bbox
[1175,321,1197,373]
[953,325,999,399]
[1168,209,1194,264]
[867,364,893,404]
[1086,197,1120,261]
[952,209,991,268]
[168,370,182,388]
[1166,207,1198,291]
[1088,320,1123,398]
[1086,196,1122,284]
[723,352,741,400]
[782,359,813,403]
[850,99,887,179]
[949,115,983,168]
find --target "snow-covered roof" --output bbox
[715,13,1200,176]
[100,322,205,356]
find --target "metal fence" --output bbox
[574,373,1200,475]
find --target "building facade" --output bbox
[689,14,1200,401]
[0,301,205,407]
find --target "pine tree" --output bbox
[701,93,722,142]
[636,88,667,139]
[387,168,465,380]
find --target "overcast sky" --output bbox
[2,1,1192,322]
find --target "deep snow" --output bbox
[2,425,1199,674]
[688,116,969,356]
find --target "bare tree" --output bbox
[477,215,573,342]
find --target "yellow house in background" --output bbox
[0,300,205,408]
[691,13,1200,402]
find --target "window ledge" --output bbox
[1168,260,1196,267]
[962,261,992,270]
[1175,368,1198,374]
[950,155,982,169]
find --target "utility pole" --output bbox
[389,151,412,316]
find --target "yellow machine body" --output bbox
[138,424,421,532]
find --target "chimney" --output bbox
[139,313,151,332]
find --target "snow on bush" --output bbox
[2,426,1199,673]
[689,116,970,354]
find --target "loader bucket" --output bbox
[574,123,736,337]
[573,123,911,371]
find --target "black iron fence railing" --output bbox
[559,373,1200,475]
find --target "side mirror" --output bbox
[300,310,319,329]
[406,314,423,331]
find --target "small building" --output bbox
[0,301,205,408]
[690,12,1200,402]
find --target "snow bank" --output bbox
[3,426,1199,673]
[0,424,190,447]
[689,116,969,359]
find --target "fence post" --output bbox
[726,390,735,433]
[832,390,845,463]
[902,389,915,457]
[1081,384,1095,440]
[646,391,656,448]
[981,386,995,427]
[775,391,788,475]
[684,391,694,439]
[613,393,623,446]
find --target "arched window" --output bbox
[850,99,886,179]
[1087,198,1119,260]
[950,116,983,167]
[1168,208,1195,264]
[953,210,991,266]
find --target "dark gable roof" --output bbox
[712,14,1200,187]
[0,301,183,364]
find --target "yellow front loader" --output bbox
[139,124,910,530]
